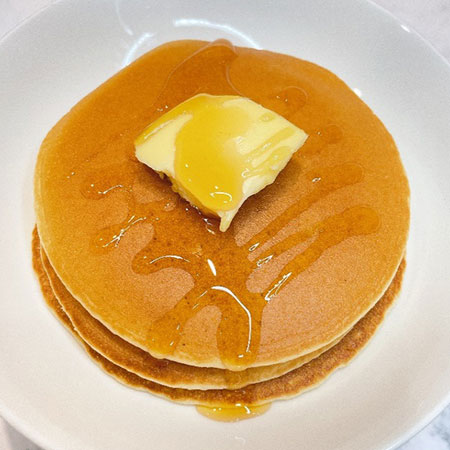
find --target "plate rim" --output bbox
[0,0,449,449]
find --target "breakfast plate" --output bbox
[0,1,450,449]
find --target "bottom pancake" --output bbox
[32,228,405,406]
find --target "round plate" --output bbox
[1,1,449,449]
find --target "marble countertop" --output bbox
[0,0,449,448]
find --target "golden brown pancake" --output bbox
[32,229,73,331]
[32,229,405,405]
[34,39,409,370]
[38,231,341,389]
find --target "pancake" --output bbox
[37,229,341,389]
[32,229,405,405]
[32,229,73,331]
[34,39,409,370]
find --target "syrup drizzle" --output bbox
[265,86,308,117]
[149,39,242,120]
[77,40,380,372]
[196,403,271,422]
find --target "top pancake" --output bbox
[34,39,409,370]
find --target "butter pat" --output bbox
[135,94,307,231]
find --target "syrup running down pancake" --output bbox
[39,236,342,390]
[32,229,405,407]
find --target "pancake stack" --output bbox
[33,40,409,414]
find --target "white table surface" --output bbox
[0,0,449,449]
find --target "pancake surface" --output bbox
[32,229,405,405]
[34,39,409,370]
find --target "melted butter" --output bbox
[135,93,307,231]
[137,95,252,213]
[77,40,381,370]
[196,403,271,422]
[175,98,251,212]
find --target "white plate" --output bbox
[0,1,449,449]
